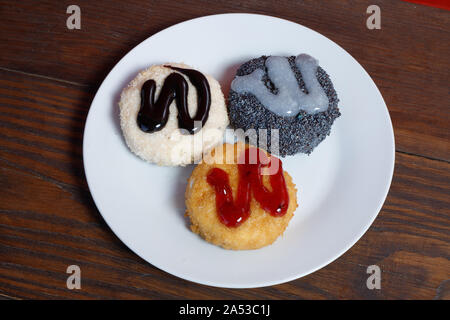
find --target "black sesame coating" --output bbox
[228,56,341,156]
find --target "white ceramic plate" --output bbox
[83,13,394,288]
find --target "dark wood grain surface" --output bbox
[0,0,449,299]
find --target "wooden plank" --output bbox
[0,0,448,160]
[0,69,91,191]
[0,69,448,299]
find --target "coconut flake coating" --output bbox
[119,63,229,166]
[228,56,340,156]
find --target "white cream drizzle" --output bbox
[231,54,329,116]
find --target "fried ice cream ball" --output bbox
[185,143,298,250]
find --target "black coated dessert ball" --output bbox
[228,56,341,156]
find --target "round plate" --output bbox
[83,13,395,288]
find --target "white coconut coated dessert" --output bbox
[119,63,229,166]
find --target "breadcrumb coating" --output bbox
[185,143,298,250]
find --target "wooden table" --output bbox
[0,0,448,300]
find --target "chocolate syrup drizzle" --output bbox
[137,66,211,134]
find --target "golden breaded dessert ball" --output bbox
[185,143,297,250]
